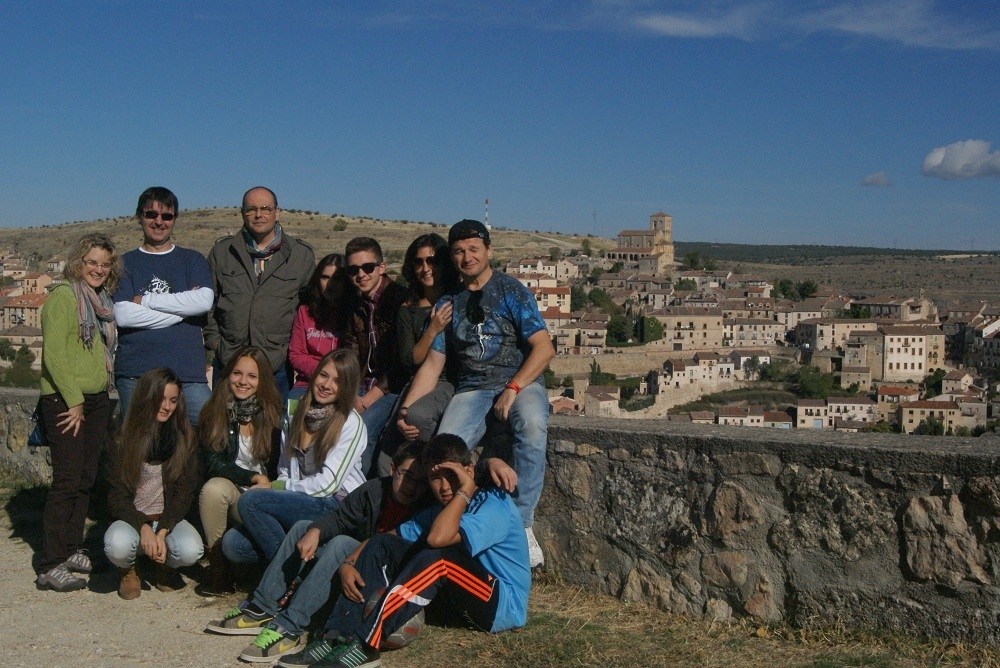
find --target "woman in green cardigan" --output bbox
[36,233,121,592]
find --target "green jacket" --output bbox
[203,233,314,372]
[40,282,110,406]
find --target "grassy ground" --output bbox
[4,465,999,667]
[669,387,799,414]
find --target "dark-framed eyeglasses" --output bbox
[143,210,175,221]
[412,255,441,268]
[346,262,380,278]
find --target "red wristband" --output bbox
[505,380,522,394]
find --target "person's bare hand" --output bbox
[340,563,366,603]
[493,388,517,422]
[484,458,517,492]
[397,417,419,440]
[56,404,85,436]
[297,528,321,561]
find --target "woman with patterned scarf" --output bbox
[220,349,367,565]
[36,233,122,592]
[198,346,283,595]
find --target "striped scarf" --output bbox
[242,222,285,284]
[69,280,116,384]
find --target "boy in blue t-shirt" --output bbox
[278,433,529,668]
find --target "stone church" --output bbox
[605,212,675,276]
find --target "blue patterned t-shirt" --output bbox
[431,271,547,393]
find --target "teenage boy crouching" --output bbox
[278,433,529,668]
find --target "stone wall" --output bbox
[538,415,1000,643]
[0,389,49,483]
[5,386,1000,643]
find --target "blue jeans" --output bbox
[221,489,341,564]
[250,520,360,634]
[436,382,548,527]
[104,519,204,569]
[359,390,397,479]
[116,376,212,427]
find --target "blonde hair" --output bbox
[63,233,122,294]
[287,349,360,465]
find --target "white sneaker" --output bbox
[525,526,544,568]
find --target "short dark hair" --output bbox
[242,186,278,210]
[393,440,426,468]
[345,237,384,264]
[422,434,472,469]
[135,187,178,218]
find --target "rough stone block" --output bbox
[714,452,778,477]
[903,494,989,587]
[701,551,750,589]
[706,481,764,540]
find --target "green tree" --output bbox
[743,355,761,380]
[921,369,947,399]
[774,278,799,301]
[682,251,701,270]
[588,360,614,386]
[4,345,37,388]
[581,238,592,256]
[609,261,624,273]
[849,304,872,319]
[870,421,898,433]
[607,314,631,344]
[795,365,835,399]
[675,278,697,290]
[542,366,559,389]
[0,338,15,362]
[549,247,561,261]
[570,285,588,311]
[589,266,604,282]
[332,218,348,231]
[796,280,818,299]
[636,316,663,343]
[913,415,945,436]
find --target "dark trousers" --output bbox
[38,392,111,572]
[325,533,499,649]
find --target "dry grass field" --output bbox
[0,208,612,275]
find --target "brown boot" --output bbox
[203,542,235,596]
[155,563,186,592]
[118,565,141,600]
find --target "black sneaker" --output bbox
[277,637,343,668]
[315,637,381,668]
[36,563,86,592]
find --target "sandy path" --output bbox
[2,515,273,668]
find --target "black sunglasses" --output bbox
[143,210,175,221]
[346,262,380,277]
[466,290,485,325]
[412,255,441,268]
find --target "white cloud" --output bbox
[922,140,1000,180]
[621,0,1000,50]
[860,171,891,187]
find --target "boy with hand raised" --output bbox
[279,434,529,668]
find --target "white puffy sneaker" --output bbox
[525,526,544,568]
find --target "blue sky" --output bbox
[1,1,997,249]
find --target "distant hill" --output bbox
[675,242,997,265]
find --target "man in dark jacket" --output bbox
[341,236,409,476]
[205,442,427,664]
[204,186,314,397]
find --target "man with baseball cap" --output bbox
[395,219,554,567]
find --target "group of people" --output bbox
[35,185,555,667]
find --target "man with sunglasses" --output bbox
[204,186,314,398]
[112,187,214,423]
[396,219,554,568]
[342,237,408,478]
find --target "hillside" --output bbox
[3,214,999,304]
[0,209,613,273]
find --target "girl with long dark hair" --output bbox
[104,368,203,599]
[288,254,349,399]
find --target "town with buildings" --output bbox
[2,213,998,436]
